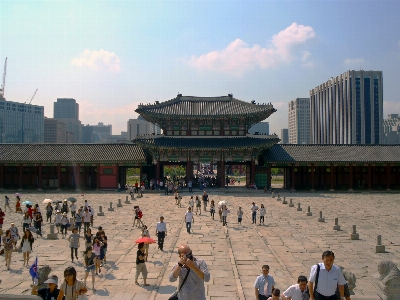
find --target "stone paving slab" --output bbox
[0,189,398,299]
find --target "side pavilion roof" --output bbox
[0,144,146,164]
[135,95,276,123]
[263,144,400,164]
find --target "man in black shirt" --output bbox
[202,191,209,212]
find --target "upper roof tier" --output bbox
[135,94,276,124]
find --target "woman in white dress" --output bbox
[20,229,34,267]
[259,204,266,225]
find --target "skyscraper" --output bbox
[310,70,383,144]
[248,121,269,135]
[288,98,311,144]
[53,98,82,142]
[280,128,289,144]
[0,99,44,143]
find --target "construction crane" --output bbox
[0,57,7,100]
[28,88,38,104]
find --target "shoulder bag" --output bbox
[313,263,321,297]
[168,269,191,300]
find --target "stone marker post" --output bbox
[125,195,131,204]
[289,199,294,207]
[131,193,135,200]
[282,196,287,204]
[318,211,325,222]
[117,198,123,207]
[277,193,281,200]
[376,235,385,253]
[97,206,104,216]
[108,202,114,212]
[47,224,57,240]
[307,206,312,216]
[350,225,359,240]
[297,203,302,211]
[272,192,275,198]
[333,218,341,230]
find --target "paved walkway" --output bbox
[0,188,398,299]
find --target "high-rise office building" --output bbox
[288,98,310,144]
[383,114,400,144]
[280,128,289,144]
[82,122,112,143]
[310,70,383,144]
[248,122,269,135]
[53,98,82,142]
[44,118,67,143]
[127,118,153,140]
[0,99,44,143]
[54,98,79,120]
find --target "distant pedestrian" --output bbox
[195,196,201,215]
[15,196,22,213]
[155,216,167,251]
[34,212,43,237]
[70,202,76,218]
[4,196,11,212]
[209,200,215,220]
[202,191,209,211]
[135,242,149,286]
[45,203,53,223]
[60,212,69,238]
[221,205,229,226]
[54,210,62,234]
[259,204,266,225]
[61,200,69,214]
[83,247,97,292]
[141,225,150,261]
[22,211,32,232]
[188,180,193,192]
[251,202,259,224]
[74,208,83,234]
[9,223,20,249]
[177,193,182,208]
[85,228,93,249]
[88,206,94,227]
[254,264,275,300]
[58,266,87,300]
[188,196,194,211]
[21,229,34,267]
[0,208,4,238]
[185,207,194,234]
[68,228,80,263]
[4,229,14,270]
[237,207,243,225]
[82,208,91,234]
[267,288,282,300]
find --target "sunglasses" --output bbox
[64,274,72,277]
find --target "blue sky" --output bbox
[1,0,400,135]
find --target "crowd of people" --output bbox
[0,194,109,299]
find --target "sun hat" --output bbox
[43,275,58,285]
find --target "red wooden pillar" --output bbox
[75,164,80,190]
[96,164,100,190]
[311,164,315,191]
[387,165,391,191]
[251,159,255,185]
[329,164,335,191]
[156,160,160,181]
[220,160,225,187]
[349,164,353,191]
[266,165,271,188]
[368,165,372,190]
[291,164,295,191]
[115,164,119,188]
[57,165,61,190]
[38,165,42,190]
[19,165,23,190]
[0,165,3,190]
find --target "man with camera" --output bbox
[169,244,210,300]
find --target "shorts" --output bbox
[85,265,95,272]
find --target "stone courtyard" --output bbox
[0,188,399,299]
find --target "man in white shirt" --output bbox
[185,207,194,234]
[250,202,259,224]
[82,208,91,234]
[155,216,167,251]
[283,275,309,300]
[88,206,95,226]
[254,264,275,300]
[309,250,346,300]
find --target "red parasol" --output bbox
[135,237,157,244]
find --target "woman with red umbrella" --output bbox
[135,242,149,286]
[141,226,150,262]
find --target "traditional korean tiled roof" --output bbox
[134,135,279,150]
[263,144,400,163]
[0,144,146,164]
[135,95,276,120]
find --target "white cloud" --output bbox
[343,58,365,66]
[72,49,121,72]
[384,101,400,117]
[185,22,316,76]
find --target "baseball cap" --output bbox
[44,275,58,285]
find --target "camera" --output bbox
[185,253,193,260]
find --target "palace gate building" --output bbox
[1,94,400,191]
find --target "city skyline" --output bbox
[1,0,400,135]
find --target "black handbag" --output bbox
[169,268,190,300]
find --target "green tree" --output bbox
[164,165,186,178]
